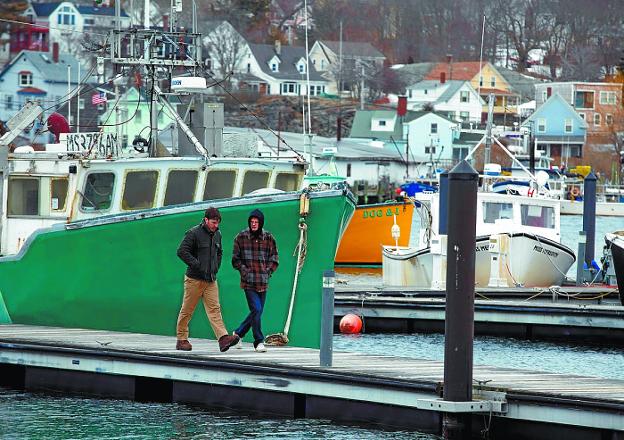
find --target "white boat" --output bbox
[605,231,624,305]
[383,191,576,288]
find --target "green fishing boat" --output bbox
[0,189,355,348]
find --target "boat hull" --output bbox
[0,190,355,349]
[606,233,624,305]
[335,201,415,265]
[383,233,575,288]
[560,200,624,217]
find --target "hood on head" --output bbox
[248,208,265,232]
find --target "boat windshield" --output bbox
[483,202,514,224]
[520,204,555,229]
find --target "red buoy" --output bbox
[339,314,362,334]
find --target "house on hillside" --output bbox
[521,93,587,168]
[309,40,386,94]
[16,2,130,54]
[534,81,623,177]
[405,79,483,123]
[0,47,92,141]
[100,86,176,149]
[349,109,463,169]
[239,41,328,96]
[424,61,520,125]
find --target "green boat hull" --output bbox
[0,190,355,348]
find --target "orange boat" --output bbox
[335,200,416,265]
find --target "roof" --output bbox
[522,93,587,128]
[349,109,454,140]
[407,79,467,103]
[31,2,128,17]
[393,62,435,86]
[248,44,326,81]
[425,61,486,81]
[453,131,484,145]
[496,66,541,101]
[319,41,385,59]
[0,50,91,84]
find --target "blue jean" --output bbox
[235,289,266,345]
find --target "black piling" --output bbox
[582,172,597,266]
[439,172,449,235]
[320,270,335,367]
[443,160,478,439]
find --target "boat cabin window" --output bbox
[275,173,301,192]
[203,170,236,200]
[164,170,198,206]
[122,170,158,210]
[8,177,39,216]
[242,171,270,195]
[483,202,513,224]
[51,178,68,211]
[521,205,555,229]
[82,172,115,211]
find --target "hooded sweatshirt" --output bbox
[232,209,279,292]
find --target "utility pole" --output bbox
[360,62,365,110]
[484,93,494,165]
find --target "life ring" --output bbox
[570,187,580,200]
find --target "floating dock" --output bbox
[0,325,623,439]
[334,285,624,344]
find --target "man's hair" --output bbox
[204,207,221,221]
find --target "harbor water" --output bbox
[0,216,621,438]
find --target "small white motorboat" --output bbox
[383,192,576,288]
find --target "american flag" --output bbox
[92,91,107,105]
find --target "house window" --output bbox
[606,114,613,125]
[452,146,469,161]
[564,118,572,133]
[537,118,546,132]
[459,111,470,121]
[490,77,496,87]
[594,113,601,126]
[424,89,428,95]
[425,146,436,154]
[271,63,277,72]
[479,76,483,87]
[78,98,85,110]
[601,91,617,105]
[460,91,469,103]
[281,83,296,94]
[408,89,412,98]
[431,123,438,134]
[19,72,33,86]
[247,63,250,73]
[320,59,325,69]
[298,63,305,73]
[569,145,582,157]
[608,92,616,105]
[574,91,594,109]
[600,91,608,104]
[6,95,13,110]
[57,6,76,25]
[346,163,351,177]
[379,120,386,127]
[85,18,94,25]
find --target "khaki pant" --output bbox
[176,276,228,340]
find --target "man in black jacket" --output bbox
[175,207,239,352]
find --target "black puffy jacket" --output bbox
[177,223,223,281]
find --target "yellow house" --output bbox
[425,61,519,122]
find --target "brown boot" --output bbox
[176,339,192,351]
[218,334,240,352]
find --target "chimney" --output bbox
[397,96,407,117]
[546,87,552,98]
[446,53,453,80]
[440,72,446,84]
[274,40,281,55]
[163,14,169,30]
[337,116,342,141]
[52,42,59,63]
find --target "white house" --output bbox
[241,41,328,96]
[0,49,89,140]
[309,40,386,94]
[22,2,130,54]
[405,79,483,124]
[404,112,461,163]
[202,20,250,83]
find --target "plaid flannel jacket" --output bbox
[232,229,279,292]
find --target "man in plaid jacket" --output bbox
[232,209,279,352]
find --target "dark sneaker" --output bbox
[176,339,192,351]
[219,334,240,352]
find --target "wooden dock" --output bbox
[0,324,623,439]
[334,285,624,344]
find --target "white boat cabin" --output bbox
[1,151,304,256]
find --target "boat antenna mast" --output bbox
[108,0,205,157]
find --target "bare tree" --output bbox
[203,24,248,90]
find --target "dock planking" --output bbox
[0,324,623,438]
